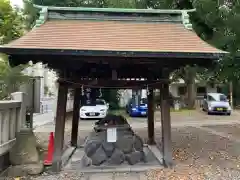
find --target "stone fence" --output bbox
[0,92,26,171]
[0,92,73,172]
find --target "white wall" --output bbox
[118,89,148,107]
[207,87,217,93]
[169,84,179,97]
[26,62,58,98]
[118,83,218,107]
[119,90,132,107]
[170,83,218,97]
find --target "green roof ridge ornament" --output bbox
[32,5,196,29]
[33,5,196,14]
[34,6,48,28]
[181,9,196,30]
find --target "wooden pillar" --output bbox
[147,87,155,144]
[71,88,81,147]
[229,81,233,108]
[52,83,68,172]
[160,82,173,167]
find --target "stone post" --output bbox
[53,81,59,123]
[33,77,41,113]
[11,92,27,130]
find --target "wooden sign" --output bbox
[107,128,117,142]
[82,88,101,105]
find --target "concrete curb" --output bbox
[62,147,76,168]
[64,165,163,173]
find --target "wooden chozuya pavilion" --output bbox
[0,5,224,172]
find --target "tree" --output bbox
[146,0,206,108]
[147,0,240,108]
[0,0,24,44]
[157,0,240,78]
[31,0,147,8]
[23,0,40,30]
[0,0,29,99]
[101,89,120,110]
[0,53,29,99]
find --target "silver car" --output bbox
[202,93,231,115]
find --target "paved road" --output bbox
[33,100,73,129]
[34,110,240,132]
[33,111,55,128]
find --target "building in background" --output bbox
[170,78,221,97]
[118,79,221,108]
[22,62,58,113]
[24,62,58,99]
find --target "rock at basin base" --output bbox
[84,140,102,157]
[115,134,134,154]
[108,148,125,165]
[133,135,144,152]
[125,151,142,165]
[91,146,107,166]
[84,114,145,166]
[102,141,115,157]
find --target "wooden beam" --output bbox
[11,54,213,69]
[147,87,155,145]
[112,69,118,80]
[58,78,169,89]
[71,88,81,147]
[160,83,173,168]
[52,83,68,172]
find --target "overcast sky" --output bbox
[10,0,24,8]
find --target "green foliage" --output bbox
[32,0,104,7]
[147,0,240,108]
[0,1,29,99]
[23,0,40,30]
[0,54,30,99]
[104,0,147,8]
[32,0,147,8]
[0,0,24,44]
[154,91,174,107]
[101,89,120,110]
[162,0,240,82]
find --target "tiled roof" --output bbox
[4,20,223,54]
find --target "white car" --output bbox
[79,99,109,120]
[202,93,231,115]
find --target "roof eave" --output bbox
[0,47,223,59]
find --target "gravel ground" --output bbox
[204,124,240,139]
[109,110,240,123]
[135,126,240,179]
[34,130,89,163]
[16,124,238,180]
